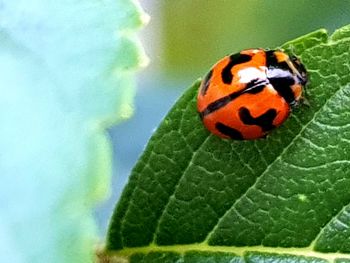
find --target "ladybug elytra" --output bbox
[197,48,308,140]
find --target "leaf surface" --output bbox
[105,25,350,262]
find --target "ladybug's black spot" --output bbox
[200,88,245,118]
[216,122,244,140]
[200,69,213,96]
[221,53,252,84]
[239,107,277,132]
[268,73,296,105]
[266,50,291,71]
[265,50,279,68]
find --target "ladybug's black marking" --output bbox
[291,56,308,85]
[266,50,306,82]
[200,79,268,118]
[268,74,296,105]
[221,53,252,84]
[266,50,292,72]
[265,50,281,68]
[216,122,243,140]
[244,78,267,94]
[239,107,277,132]
[200,69,213,96]
[199,90,242,118]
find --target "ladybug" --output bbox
[197,48,308,140]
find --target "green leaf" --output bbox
[0,0,147,262]
[104,24,350,262]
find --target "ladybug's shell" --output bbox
[200,85,290,140]
[197,48,306,140]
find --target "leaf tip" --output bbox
[330,23,350,41]
[281,28,329,54]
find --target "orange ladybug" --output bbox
[197,48,308,140]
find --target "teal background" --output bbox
[0,1,148,262]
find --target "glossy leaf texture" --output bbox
[105,24,350,262]
[0,0,148,262]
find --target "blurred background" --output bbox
[95,0,350,235]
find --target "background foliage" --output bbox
[0,0,147,262]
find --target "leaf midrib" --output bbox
[109,244,350,261]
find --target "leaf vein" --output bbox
[282,159,350,170]
[150,134,213,244]
[309,201,350,249]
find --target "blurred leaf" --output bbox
[104,24,350,262]
[0,0,148,262]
